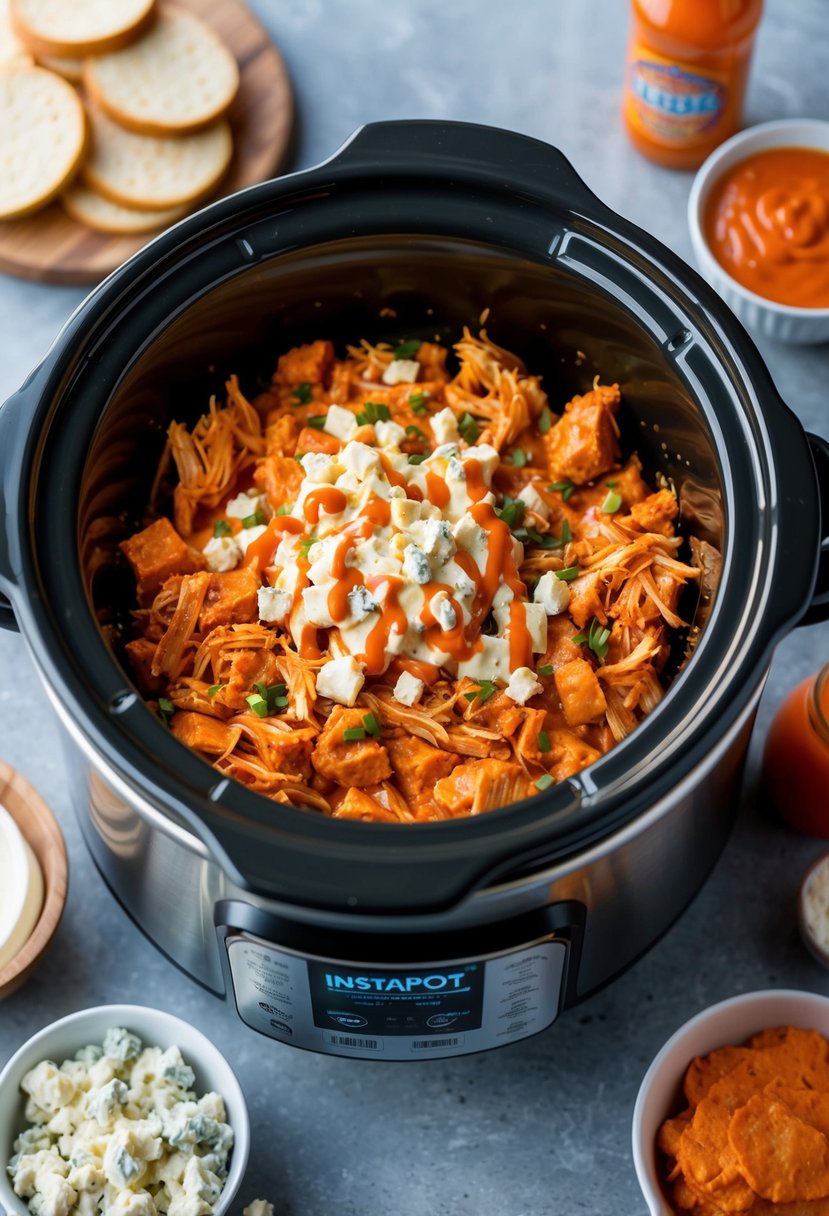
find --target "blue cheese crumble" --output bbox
[7,1030,233,1216]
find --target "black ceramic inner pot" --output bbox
[1,122,827,1058]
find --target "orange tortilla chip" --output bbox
[658,1108,693,1160]
[684,1046,756,1106]
[729,1092,829,1204]
[752,1200,829,1215]
[749,1027,829,1055]
[671,1175,723,1213]
[749,1028,829,1074]
[708,1047,829,1115]
[677,1097,756,1211]
[660,1026,829,1211]
[708,1056,799,1113]
[764,1084,829,1140]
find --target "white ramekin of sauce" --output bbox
[688,118,829,343]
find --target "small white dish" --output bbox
[688,118,829,344]
[0,762,67,1002]
[631,988,829,1216]
[0,801,43,972]
[0,1004,250,1216]
[799,851,829,969]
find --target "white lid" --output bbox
[0,801,44,971]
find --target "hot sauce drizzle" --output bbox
[303,487,347,524]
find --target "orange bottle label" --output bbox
[626,42,728,147]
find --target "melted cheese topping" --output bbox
[252,427,547,682]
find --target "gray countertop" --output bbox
[2,2,829,1213]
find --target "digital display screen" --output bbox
[307,960,485,1037]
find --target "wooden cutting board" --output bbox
[0,0,294,284]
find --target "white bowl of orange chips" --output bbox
[632,989,829,1215]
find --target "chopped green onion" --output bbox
[343,727,367,742]
[537,730,551,753]
[241,509,267,529]
[601,489,623,514]
[575,617,612,662]
[496,497,525,529]
[538,407,553,434]
[606,479,617,488]
[408,454,428,465]
[510,449,528,468]
[158,697,174,725]
[292,382,312,404]
[555,566,580,581]
[275,503,293,516]
[207,684,222,698]
[537,664,554,677]
[547,479,575,503]
[246,693,268,718]
[213,519,232,537]
[246,681,290,717]
[514,526,545,546]
[463,679,499,705]
[362,712,381,737]
[298,531,318,559]
[307,415,327,430]
[294,453,307,464]
[535,773,554,791]
[458,412,481,444]
[356,401,391,426]
[586,617,612,662]
[409,391,428,414]
[394,339,421,360]
[405,424,427,440]
[514,522,569,550]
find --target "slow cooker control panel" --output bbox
[226,931,566,1059]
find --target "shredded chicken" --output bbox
[117,330,706,821]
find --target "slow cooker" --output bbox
[1,122,828,1060]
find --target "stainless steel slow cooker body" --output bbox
[1,122,828,1060]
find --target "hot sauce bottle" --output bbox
[763,663,829,837]
[623,0,763,170]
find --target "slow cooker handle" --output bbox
[801,432,829,626]
[329,120,600,209]
[0,391,21,634]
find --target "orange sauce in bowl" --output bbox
[704,146,829,308]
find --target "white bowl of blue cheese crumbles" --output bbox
[0,1006,249,1216]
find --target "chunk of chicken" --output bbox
[120,517,206,606]
[628,489,678,537]
[554,659,608,727]
[274,340,335,389]
[544,383,620,485]
[312,706,392,787]
[433,759,531,816]
[253,454,304,512]
[385,735,460,801]
[199,568,260,634]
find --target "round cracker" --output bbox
[9,0,155,59]
[82,102,232,211]
[61,180,189,233]
[0,66,86,219]
[0,0,32,67]
[83,6,238,136]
